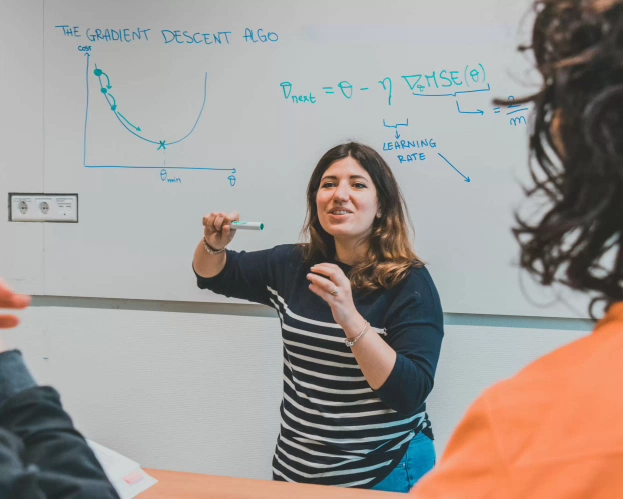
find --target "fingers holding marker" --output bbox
[202,212,266,251]
[203,211,238,233]
[220,212,240,241]
[213,213,227,232]
[202,211,243,250]
[203,213,218,234]
[204,212,264,235]
[223,211,240,230]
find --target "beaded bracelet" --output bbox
[203,237,226,255]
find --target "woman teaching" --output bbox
[192,142,444,492]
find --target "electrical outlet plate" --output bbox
[8,193,78,222]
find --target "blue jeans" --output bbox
[372,432,436,493]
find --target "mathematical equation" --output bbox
[281,64,487,103]
[455,96,529,125]
[279,64,529,126]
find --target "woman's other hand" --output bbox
[307,263,363,333]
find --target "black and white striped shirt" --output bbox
[194,244,444,488]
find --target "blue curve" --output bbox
[168,73,208,145]
[95,66,208,147]
[84,56,224,171]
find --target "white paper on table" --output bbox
[87,440,158,498]
[87,439,140,478]
[111,467,159,499]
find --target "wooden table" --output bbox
[140,469,399,498]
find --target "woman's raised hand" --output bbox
[202,211,240,251]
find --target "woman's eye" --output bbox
[353,182,367,189]
[321,182,335,188]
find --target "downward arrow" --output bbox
[438,153,471,183]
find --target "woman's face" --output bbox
[316,157,379,243]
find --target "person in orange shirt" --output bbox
[411,0,623,497]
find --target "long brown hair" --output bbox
[301,142,423,292]
[501,0,623,317]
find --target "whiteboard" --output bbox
[35,0,589,317]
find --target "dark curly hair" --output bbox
[504,0,623,317]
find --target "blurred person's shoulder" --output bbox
[480,302,623,470]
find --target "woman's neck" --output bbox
[334,238,368,265]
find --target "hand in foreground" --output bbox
[307,263,363,333]
[202,211,240,250]
[0,279,31,329]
